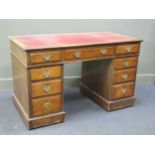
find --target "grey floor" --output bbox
[0,86,155,135]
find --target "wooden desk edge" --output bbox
[9,36,143,51]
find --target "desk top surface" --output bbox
[9,32,142,50]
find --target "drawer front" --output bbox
[116,44,139,55]
[64,47,115,61]
[29,51,62,64]
[112,83,134,100]
[113,69,136,84]
[32,95,62,116]
[31,79,61,98]
[30,65,62,81]
[114,57,138,70]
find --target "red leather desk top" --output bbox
[9,32,142,50]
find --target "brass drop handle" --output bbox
[100,48,108,55]
[125,46,132,53]
[121,74,128,80]
[121,88,127,95]
[43,102,52,109]
[74,51,81,58]
[42,71,51,78]
[43,85,52,93]
[123,61,129,67]
[43,54,52,61]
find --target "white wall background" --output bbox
[0,19,155,90]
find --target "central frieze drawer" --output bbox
[30,65,62,81]
[31,79,61,98]
[64,46,115,61]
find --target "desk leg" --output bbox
[80,59,135,111]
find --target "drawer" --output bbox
[64,46,115,61]
[113,68,136,84]
[31,79,61,98]
[114,57,138,70]
[30,65,62,81]
[32,95,62,116]
[29,51,62,64]
[112,82,134,100]
[116,44,139,55]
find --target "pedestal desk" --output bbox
[9,32,143,129]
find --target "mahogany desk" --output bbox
[9,32,143,129]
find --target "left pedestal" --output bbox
[11,43,65,129]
